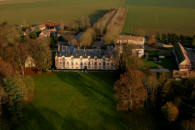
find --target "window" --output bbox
[94,62,97,66]
[107,63,110,66]
[99,63,101,65]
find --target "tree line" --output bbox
[0,57,35,129]
[0,24,52,129]
[79,8,127,47]
[104,8,127,44]
[0,25,52,75]
[149,33,195,48]
[114,44,195,129]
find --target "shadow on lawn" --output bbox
[55,72,114,102]
[14,104,90,130]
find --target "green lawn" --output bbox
[122,0,195,35]
[12,72,161,130]
[143,49,178,70]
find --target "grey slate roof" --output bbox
[57,46,113,58]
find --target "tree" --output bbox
[192,38,195,48]
[0,25,20,45]
[1,21,7,26]
[144,72,159,105]
[159,72,170,85]
[62,34,79,46]
[144,72,159,93]
[2,77,23,121]
[161,102,179,122]
[50,33,58,48]
[104,8,127,44]
[79,16,90,31]
[0,58,34,122]
[14,76,35,102]
[93,9,116,35]
[29,38,52,71]
[121,44,149,71]
[80,28,96,47]
[181,119,195,130]
[3,42,28,75]
[148,35,156,45]
[0,57,15,79]
[0,25,28,75]
[114,68,147,111]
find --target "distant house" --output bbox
[45,23,60,31]
[39,30,51,38]
[55,45,117,70]
[173,42,192,71]
[116,35,145,57]
[39,24,46,31]
[25,56,35,68]
[38,22,60,38]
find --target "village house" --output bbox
[25,56,35,68]
[173,42,192,71]
[116,35,145,57]
[39,23,60,38]
[55,45,117,70]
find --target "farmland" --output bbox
[0,0,122,24]
[122,0,195,35]
[0,0,195,35]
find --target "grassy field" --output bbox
[122,0,195,35]
[0,0,194,35]
[0,0,122,24]
[11,72,162,130]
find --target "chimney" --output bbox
[58,43,61,52]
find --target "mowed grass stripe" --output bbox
[13,72,128,130]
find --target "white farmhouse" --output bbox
[116,35,145,57]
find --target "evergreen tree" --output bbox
[2,77,23,121]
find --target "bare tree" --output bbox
[80,28,96,47]
[29,38,52,72]
[114,67,147,111]
[104,8,127,44]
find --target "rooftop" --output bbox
[173,42,191,65]
[118,35,145,42]
[57,46,114,58]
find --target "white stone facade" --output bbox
[55,56,116,70]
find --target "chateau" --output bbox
[55,45,117,70]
